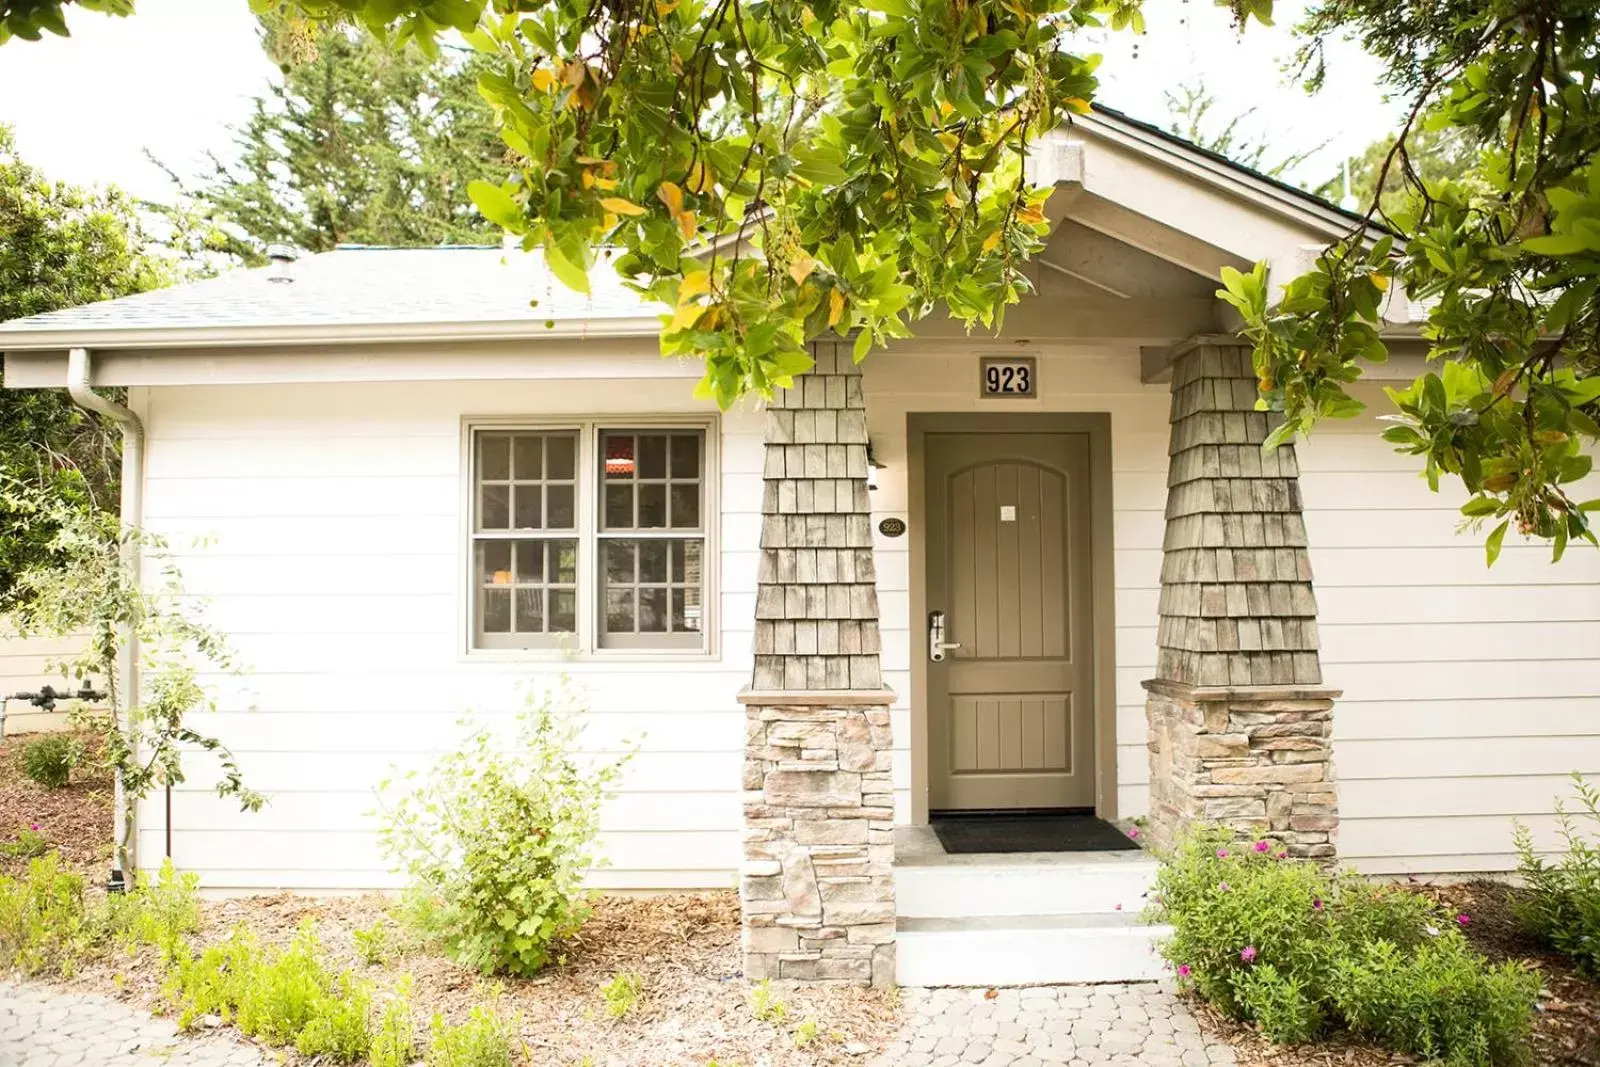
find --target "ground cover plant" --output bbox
[21,734,79,789]
[1154,828,1540,1066]
[1514,773,1600,977]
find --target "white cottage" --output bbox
[3,108,1597,987]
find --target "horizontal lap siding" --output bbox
[135,379,761,891]
[1299,383,1600,875]
[0,632,98,735]
[859,345,1169,821]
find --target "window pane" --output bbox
[513,485,542,529]
[639,435,668,479]
[513,435,542,480]
[603,434,635,479]
[515,540,544,583]
[550,590,577,633]
[546,434,576,479]
[482,589,511,633]
[605,540,636,583]
[638,484,667,528]
[481,541,512,584]
[639,540,668,583]
[671,588,701,632]
[670,434,700,479]
[547,484,575,529]
[605,588,634,633]
[479,434,510,481]
[673,539,703,584]
[639,587,668,633]
[605,484,633,528]
[481,485,510,530]
[515,588,544,632]
[670,483,700,529]
[553,539,578,584]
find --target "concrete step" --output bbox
[895,914,1172,987]
[895,854,1161,919]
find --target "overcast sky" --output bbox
[0,0,1404,203]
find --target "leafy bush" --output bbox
[163,930,259,1029]
[1,826,48,859]
[1515,772,1600,975]
[377,680,631,977]
[0,852,92,975]
[234,921,330,1044]
[749,979,787,1023]
[427,1005,520,1067]
[369,977,417,1067]
[22,734,79,789]
[1154,828,1537,1066]
[109,859,202,957]
[295,974,374,1063]
[353,919,390,965]
[600,971,642,1018]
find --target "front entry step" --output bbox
[896,914,1172,986]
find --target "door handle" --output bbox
[929,611,962,662]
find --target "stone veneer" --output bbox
[739,690,897,985]
[741,341,896,987]
[1145,338,1340,860]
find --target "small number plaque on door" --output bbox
[980,356,1036,398]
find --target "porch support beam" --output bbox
[1143,337,1341,861]
[740,340,896,988]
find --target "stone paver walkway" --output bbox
[871,983,1238,1067]
[0,981,266,1067]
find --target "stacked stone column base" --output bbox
[739,689,896,987]
[1144,680,1340,859]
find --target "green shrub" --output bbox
[749,978,787,1023]
[1514,772,1600,975]
[1,826,48,859]
[1154,827,1538,1066]
[234,921,330,1045]
[377,680,631,977]
[0,851,92,975]
[295,974,374,1063]
[369,978,417,1067]
[600,971,642,1018]
[162,930,260,1028]
[109,858,202,957]
[427,1005,520,1067]
[353,919,390,966]
[1332,937,1540,1066]
[22,735,79,789]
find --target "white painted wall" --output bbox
[133,372,761,890]
[0,632,98,736]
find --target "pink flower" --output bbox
[1254,841,1271,853]
[29,823,39,831]
[1276,850,1289,859]
[1313,899,1323,911]
[1240,946,1257,964]
[1216,849,1230,859]
[1114,903,1123,911]
[1457,914,1472,927]
[1126,826,1140,839]
[1177,964,1192,978]
[1218,882,1231,892]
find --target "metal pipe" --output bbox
[66,347,144,888]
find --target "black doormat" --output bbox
[930,811,1141,854]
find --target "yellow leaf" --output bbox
[1063,97,1091,115]
[828,288,845,327]
[600,197,648,216]
[594,176,618,190]
[656,0,680,12]
[679,270,711,302]
[1371,272,1391,292]
[668,304,704,332]
[574,154,605,164]
[657,181,684,216]
[789,254,816,286]
[936,132,960,151]
[581,170,596,189]
[882,188,897,201]
[939,100,954,118]
[982,230,1002,253]
[562,61,586,87]
[687,160,715,194]
[531,68,556,93]
[1018,204,1044,225]
[602,212,619,230]
[676,210,697,240]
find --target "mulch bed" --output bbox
[0,729,113,878]
[1192,879,1600,1067]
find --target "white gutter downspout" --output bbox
[66,347,143,889]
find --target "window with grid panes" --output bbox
[469,424,709,652]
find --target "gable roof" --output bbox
[0,108,1372,352]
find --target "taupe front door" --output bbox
[925,431,1096,811]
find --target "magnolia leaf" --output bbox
[599,197,647,217]
[1485,519,1510,566]
[467,180,522,229]
[789,254,816,286]
[656,181,684,215]
[543,237,590,295]
[828,288,845,327]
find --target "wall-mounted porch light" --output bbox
[867,442,886,491]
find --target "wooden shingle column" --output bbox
[1144,339,1341,860]
[740,340,897,987]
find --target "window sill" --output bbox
[460,646,724,667]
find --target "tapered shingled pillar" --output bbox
[739,339,897,987]
[1144,339,1341,860]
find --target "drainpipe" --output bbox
[66,347,144,890]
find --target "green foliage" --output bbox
[21,734,79,789]
[1332,937,1540,1067]
[1155,828,1538,1065]
[792,1017,820,1049]
[369,977,418,1067]
[1515,773,1600,976]
[1232,1,1600,562]
[0,852,91,976]
[108,858,202,958]
[234,922,332,1045]
[600,971,642,1019]
[168,24,506,256]
[426,1004,520,1067]
[1163,83,1322,180]
[748,979,787,1023]
[1,826,49,859]
[0,0,131,45]
[377,680,631,978]
[295,973,376,1063]
[3,481,263,875]
[353,919,391,966]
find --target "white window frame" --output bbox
[461,414,719,660]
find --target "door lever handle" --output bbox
[929,611,962,663]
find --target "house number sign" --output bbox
[979,355,1037,398]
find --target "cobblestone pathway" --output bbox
[0,982,266,1067]
[871,984,1239,1067]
